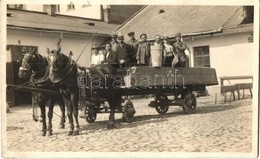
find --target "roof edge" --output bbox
[223,23,253,30]
[7,25,111,37]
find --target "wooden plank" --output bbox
[125,67,218,87]
[219,76,253,80]
[235,83,253,89]
[221,85,236,94]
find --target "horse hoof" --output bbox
[41,131,46,136]
[73,130,79,136]
[107,121,115,129]
[66,131,73,136]
[46,130,53,136]
[59,124,65,129]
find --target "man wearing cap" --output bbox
[116,33,131,68]
[110,32,118,52]
[127,32,139,66]
[136,33,151,66]
[91,47,105,67]
[173,33,191,67]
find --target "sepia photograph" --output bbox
[1,0,259,158]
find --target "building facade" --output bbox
[116,5,254,83]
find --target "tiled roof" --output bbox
[116,5,245,39]
[7,9,120,36]
[109,5,145,24]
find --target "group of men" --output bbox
[91,31,190,68]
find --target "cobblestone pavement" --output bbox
[5,88,253,153]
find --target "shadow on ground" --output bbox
[78,103,239,133]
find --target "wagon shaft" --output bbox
[7,84,60,95]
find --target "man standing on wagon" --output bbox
[91,47,105,67]
[110,32,118,52]
[136,33,151,66]
[116,33,131,68]
[173,33,191,67]
[127,31,139,66]
[104,43,118,67]
[163,36,174,67]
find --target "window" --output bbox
[193,46,210,67]
[67,2,75,10]
[43,5,60,13]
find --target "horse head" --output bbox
[46,50,72,83]
[18,50,38,79]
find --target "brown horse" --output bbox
[46,51,79,136]
[18,50,66,136]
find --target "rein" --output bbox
[75,32,97,63]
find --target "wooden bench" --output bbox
[219,76,253,103]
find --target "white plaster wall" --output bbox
[59,5,101,20]
[25,5,44,12]
[186,32,254,83]
[7,29,107,67]
[22,4,101,20]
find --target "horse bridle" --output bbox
[19,53,37,71]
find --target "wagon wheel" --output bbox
[122,100,136,123]
[182,92,197,114]
[85,105,97,123]
[155,94,169,114]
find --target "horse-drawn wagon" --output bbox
[9,50,218,136]
[78,65,218,124]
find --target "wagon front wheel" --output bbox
[182,92,197,114]
[155,94,169,114]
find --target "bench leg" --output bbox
[237,90,240,100]
[243,89,245,98]
[232,91,236,101]
[249,89,253,98]
[224,92,227,103]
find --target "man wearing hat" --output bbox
[127,32,139,66]
[110,32,118,52]
[136,33,151,66]
[173,33,191,67]
[116,33,131,68]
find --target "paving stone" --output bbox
[5,91,253,153]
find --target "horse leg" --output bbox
[62,94,74,136]
[71,92,80,136]
[38,94,47,136]
[107,99,118,129]
[57,98,66,129]
[46,99,54,136]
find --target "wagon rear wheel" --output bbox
[182,92,197,114]
[155,94,169,114]
[122,100,136,123]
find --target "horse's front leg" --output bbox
[38,94,47,136]
[57,97,66,129]
[46,99,54,136]
[71,92,80,136]
[61,91,74,136]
